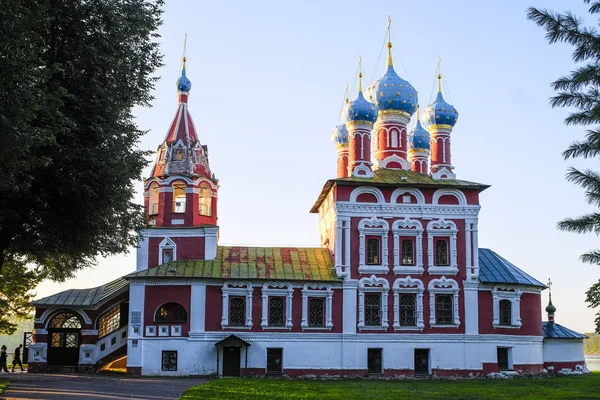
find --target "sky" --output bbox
[35,0,600,333]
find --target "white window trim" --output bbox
[301,283,333,330]
[392,218,424,275]
[158,325,169,337]
[358,275,389,331]
[428,277,460,328]
[158,237,176,265]
[221,281,253,330]
[171,325,182,336]
[492,286,522,329]
[261,282,293,330]
[358,217,390,274]
[146,325,156,336]
[392,277,425,330]
[426,219,458,275]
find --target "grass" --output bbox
[180,373,600,400]
[0,379,8,395]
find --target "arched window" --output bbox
[149,183,159,215]
[308,298,325,327]
[435,240,449,266]
[172,183,186,213]
[229,297,246,326]
[155,303,187,323]
[399,294,417,326]
[401,239,414,266]
[199,183,212,216]
[269,297,284,327]
[391,129,398,148]
[499,299,512,325]
[367,239,380,265]
[49,312,82,329]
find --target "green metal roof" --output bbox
[31,278,129,307]
[125,246,338,282]
[310,169,489,212]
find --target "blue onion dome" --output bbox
[176,57,192,93]
[368,42,417,116]
[331,124,349,146]
[409,112,430,151]
[344,70,378,124]
[422,75,459,129]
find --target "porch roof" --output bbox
[478,248,546,288]
[542,322,588,339]
[30,278,129,307]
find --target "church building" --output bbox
[28,27,587,377]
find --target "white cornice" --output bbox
[335,203,480,218]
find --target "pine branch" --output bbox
[582,250,600,265]
[557,212,600,234]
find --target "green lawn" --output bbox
[181,373,600,400]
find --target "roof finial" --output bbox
[546,277,557,322]
[387,16,393,68]
[437,57,442,93]
[182,33,188,70]
[547,277,553,302]
[345,82,349,104]
[358,56,363,93]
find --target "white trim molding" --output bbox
[358,217,390,274]
[301,283,334,330]
[358,275,390,331]
[221,281,253,330]
[392,218,424,275]
[349,186,385,204]
[426,219,459,275]
[432,189,467,206]
[392,277,425,330]
[352,164,374,178]
[158,237,176,265]
[377,154,411,170]
[261,282,293,330]
[389,188,426,205]
[428,277,460,328]
[492,286,523,329]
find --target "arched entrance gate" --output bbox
[47,312,82,366]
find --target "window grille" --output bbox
[51,333,61,348]
[367,348,382,374]
[162,351,177,371]
[266,348,283,374]
[435,294,453,324]
[229,297,246,326]
[269,297,285,326]
[367,239,380,265]
[399,294,417,326]
[401,239,414,266]
[154,303,187,323]
[499,300,512,325]
[308,298,325,327]
[65,333,79,348]
[365,293,381,326]
[435,240,449,266]
[49,312,82,329]
[98,305,121,339]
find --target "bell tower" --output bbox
[137,43,219,271]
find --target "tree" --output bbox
[528,1,600,332]
[0,0,163,281]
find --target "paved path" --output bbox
[1,372,208,400]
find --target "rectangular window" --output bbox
[435,240,449,266]
[98,304,121,339]
[399,294,417,326]
[266,348,283,374]
[162,350,178,371]
[268,297,285,326]
[308,298,325,327]
[414,349,430,375]
[367,348,382,374]
[499,300,512,325]
[365,293,382,326]
[229,297,246,326]
[366,238,380,265]
[497,347,510,371]
[435,294,453,324]
[401,239,415,266]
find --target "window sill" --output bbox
[393,326,424,331]
[358,325,389,331]
[301,326,333,331]
[428,266,458,275]
[221,325,252,330]
[493,324,521,330]
[393,266,424,275]
[358,265,389,274]
[261,326,292,331]
[429,323,460,328]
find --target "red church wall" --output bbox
[437,195,460,205]
[478,291,542,336]
[356,193,378,203]
[148,236,205,268]
[332,185,480,207]
[144,285,191,336]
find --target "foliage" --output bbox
[0,379,7,395]
[0,259,43,335]
[0,318,33,348]
[0,0,164,281]
[527,1,600,333]
[585,331,600,353]
[181,374,600,400]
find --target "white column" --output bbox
[326,292,333,329]
[221,292,229,326]
[393,291,400,329]
[465,221,472,277]
[136,231,149,271]
[343,219,351,268]
[286,290,293,328]
[343,282,357,334]
[260,293,268,328]
[301,292,308,328]
[335,220,343,266]
[190,282,206,333]
[204,228,218,260]
[127,283,145,370]
[463,280,479,335]
[472,221,479,278]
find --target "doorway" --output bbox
[222,346,241,376]
[47,312,82,366]
[414,348,430,375]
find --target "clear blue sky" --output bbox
[37,0,599,333]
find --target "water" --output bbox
[585,355,600,371]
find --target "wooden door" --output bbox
[222,346,241,377]
[414,349,429,375]
[47,329,80,366]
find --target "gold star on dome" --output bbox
[384,83,388,87]
[441,107,446,111]
[391,83,395,86]
[388,100,392,104]
[396,92,400,96]
[402,100,406,104]
[380,92,385,97]
[408,94,412,98]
